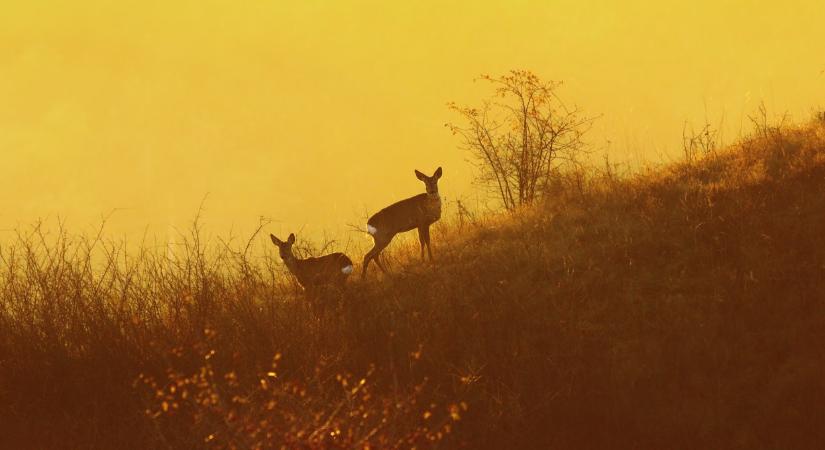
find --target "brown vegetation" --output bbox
[2,117,825,449]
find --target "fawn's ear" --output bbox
[415,169,427,181]
[287,233,296,245]
[433,167,442,179]
[270,234,282,245]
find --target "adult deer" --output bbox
[270,233,353,297]
[362,167,442,279]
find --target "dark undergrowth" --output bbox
[2,119,825,449]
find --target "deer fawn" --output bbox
[362,167,442,278]
[270,233,354,296]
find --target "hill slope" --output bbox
[366,119,825,448]
[2,120,825,449]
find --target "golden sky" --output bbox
[2,0,824,245]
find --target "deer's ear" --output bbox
[415,169,427,181]
[287,233,296,245]
[433,167,442,179]
[270,234,282,245]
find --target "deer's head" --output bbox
[270,233,296,261]
[415,167,442,196]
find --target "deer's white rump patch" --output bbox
[366,224,377,235]
[341,265,353,274]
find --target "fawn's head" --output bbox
[415,167,443,195]
[270,233,296,261]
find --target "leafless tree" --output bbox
[446,70,593,211]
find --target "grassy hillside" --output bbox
[2,118,825,449]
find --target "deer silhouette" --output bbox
[362,167,442,278]
[270,233,353,297]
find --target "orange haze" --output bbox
[2,0,824,245]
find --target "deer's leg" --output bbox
[421,225,433,261]
[375,251,390,273]
[361,247,375,279]
[362,236,391,279]
[417,226,427,260]
[373,243,390,274]
[372,236,392,274]
[362,238,378,278]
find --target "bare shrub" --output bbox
[682,119,720,163]
[446,70,594,211]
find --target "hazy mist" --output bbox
[2,0,823,243]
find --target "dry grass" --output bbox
[2,118,825,449]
